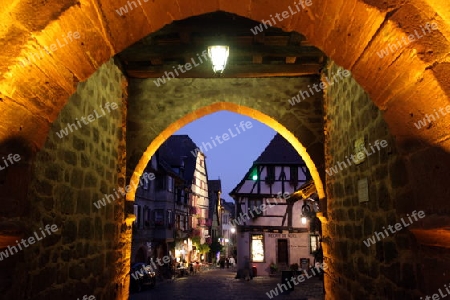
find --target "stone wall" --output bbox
[0,59,129,300]
[321,60,447,299]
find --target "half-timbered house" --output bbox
[230,133,317,275]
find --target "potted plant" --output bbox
[269,262,278,274]
[290,263,299,275]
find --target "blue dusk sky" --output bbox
[174,111,276,202]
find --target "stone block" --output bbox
[363,216,373,236]
[84,172,98,187]
[55,184,75,214]
[377,182,391,210]
[42,232,61,248]
[354,225,363,239]
[79,123,91,137]
[42,196,54,210]
[61,249,71,262]
[95,217,103,241]
[62,220,77,244]
[76,190,91,215]
[347,208,355,221]
[78,217,92,239]
[336,241,348,260]
[34,179,54,196]
[44,164,62,181]
[369,261,379,279]
[81,153,90,168]
[64,150,77,166]
[38,251,50,269]
[376,241,384,262]
[71,168,84,189]
[104,223,116,240]
[344,224,354,238]
[88,254,105,275]
[93,127,99,143]
[96,163,105,177]
[72,135,86,151]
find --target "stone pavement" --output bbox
[129,268,325,300]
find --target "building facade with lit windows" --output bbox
[189,148,210,261]
[220,199,236,258]
[229,134,318,275]
[159,135,211,264]
[208,179,222,259]
[131,150,187,265]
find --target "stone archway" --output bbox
[0,1,449,299]
[1,1,449,155]
[126,101,325,201]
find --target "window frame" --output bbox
[133,204,139,226]
[154,209,165,227]
[251,234,265,262]
[248,198,263,216]
[310,234,320,254]
[167,176,174,192]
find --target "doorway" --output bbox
[277,239,289,265]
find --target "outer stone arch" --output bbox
[1,1,449,156]
[127,101,325,201]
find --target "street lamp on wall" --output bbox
[301,197,319,224]
[208,45,229,74]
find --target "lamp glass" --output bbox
[301,217,307,224]
[208,45,229,73]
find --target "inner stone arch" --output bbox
[127,102,325,201]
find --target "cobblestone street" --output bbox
[129,268,325,300]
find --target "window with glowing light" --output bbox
[310,234,320,254]
[251,234,265,262]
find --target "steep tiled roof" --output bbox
[208,180,222,220]
[158,135,200,183]
[254,133,305,164]
[222,200,235,219]
[229,133,307,196]
[208,180,222,193]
